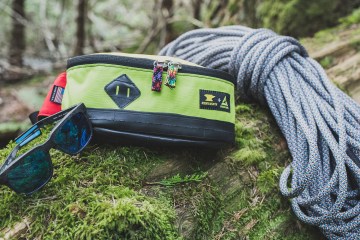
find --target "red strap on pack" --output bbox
[38,72,67,119]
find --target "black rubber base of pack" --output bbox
[93,128,229,148]
[87,108,235,148]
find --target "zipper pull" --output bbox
[165,61,181,89]
[151,60,169,92]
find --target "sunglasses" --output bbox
[0,103,92,195]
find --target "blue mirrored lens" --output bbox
[6,149,52,194]
[53,112,91,154]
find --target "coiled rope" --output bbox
[159,26,360,239]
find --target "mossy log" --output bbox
[302,25,360,103]
[0,104,322,239]
[8,21,360,240]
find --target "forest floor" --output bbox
[0,21,359,239]
[0,75,53,147]
[302,23,360,101]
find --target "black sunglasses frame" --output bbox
[0,103,92,195]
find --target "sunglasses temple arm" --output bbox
[38,105,76,126]
[15,125,41,145]
[0,145,20,171]
[18,130,42,147]
[15,105,77,145]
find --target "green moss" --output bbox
[231,104,269,166]
[192,185,224,239]
[235,104,252,113]
[257,168,282,194]
[0,101,320,239]
[0,127,180,239]
[216,102,322,239]
[169,183,225,240]
[231,146,267,166]
[27,187,178,239]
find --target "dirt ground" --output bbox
[0,89,32,123]
[0,75,56,147]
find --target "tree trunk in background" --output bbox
[162,0,175,45]
[192,0,202,21]
[243,0,259,27]
[208,0,228,27]
[9,0,26,67]
[74,0,87,55]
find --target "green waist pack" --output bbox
[62,53,235,147]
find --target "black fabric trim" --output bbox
[67,54,235,85]
[93,128,230,148]
[87,108,235,145]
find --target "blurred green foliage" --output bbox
[340,8,360,26]
[319,56,334,69]
[1,0,360,61]
[258,0,360,37]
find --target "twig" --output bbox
[0,0,30,27]
[143,181,163,186]
[0,218,31,240]
[39,0,60,59]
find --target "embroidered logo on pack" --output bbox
[105,74,141,109]
[200,90,230,113]
[50,85,65,105]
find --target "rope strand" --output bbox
[160,26,360,239]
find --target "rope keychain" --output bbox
[160,26,360,239]
[152,61,165,92]
[165,62,180,89]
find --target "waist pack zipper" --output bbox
[67,54,235,85]
[151,60,168,92]
[152,60,182,91]
[165,61,182,89]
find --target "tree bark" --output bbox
[243,0,259,27]
[9,0,26,67]
[74,0,87,56]
[192,0,202,21]
[162,0,175,45]
[209,0,228,22]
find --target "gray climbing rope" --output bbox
[159,26,360,239]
